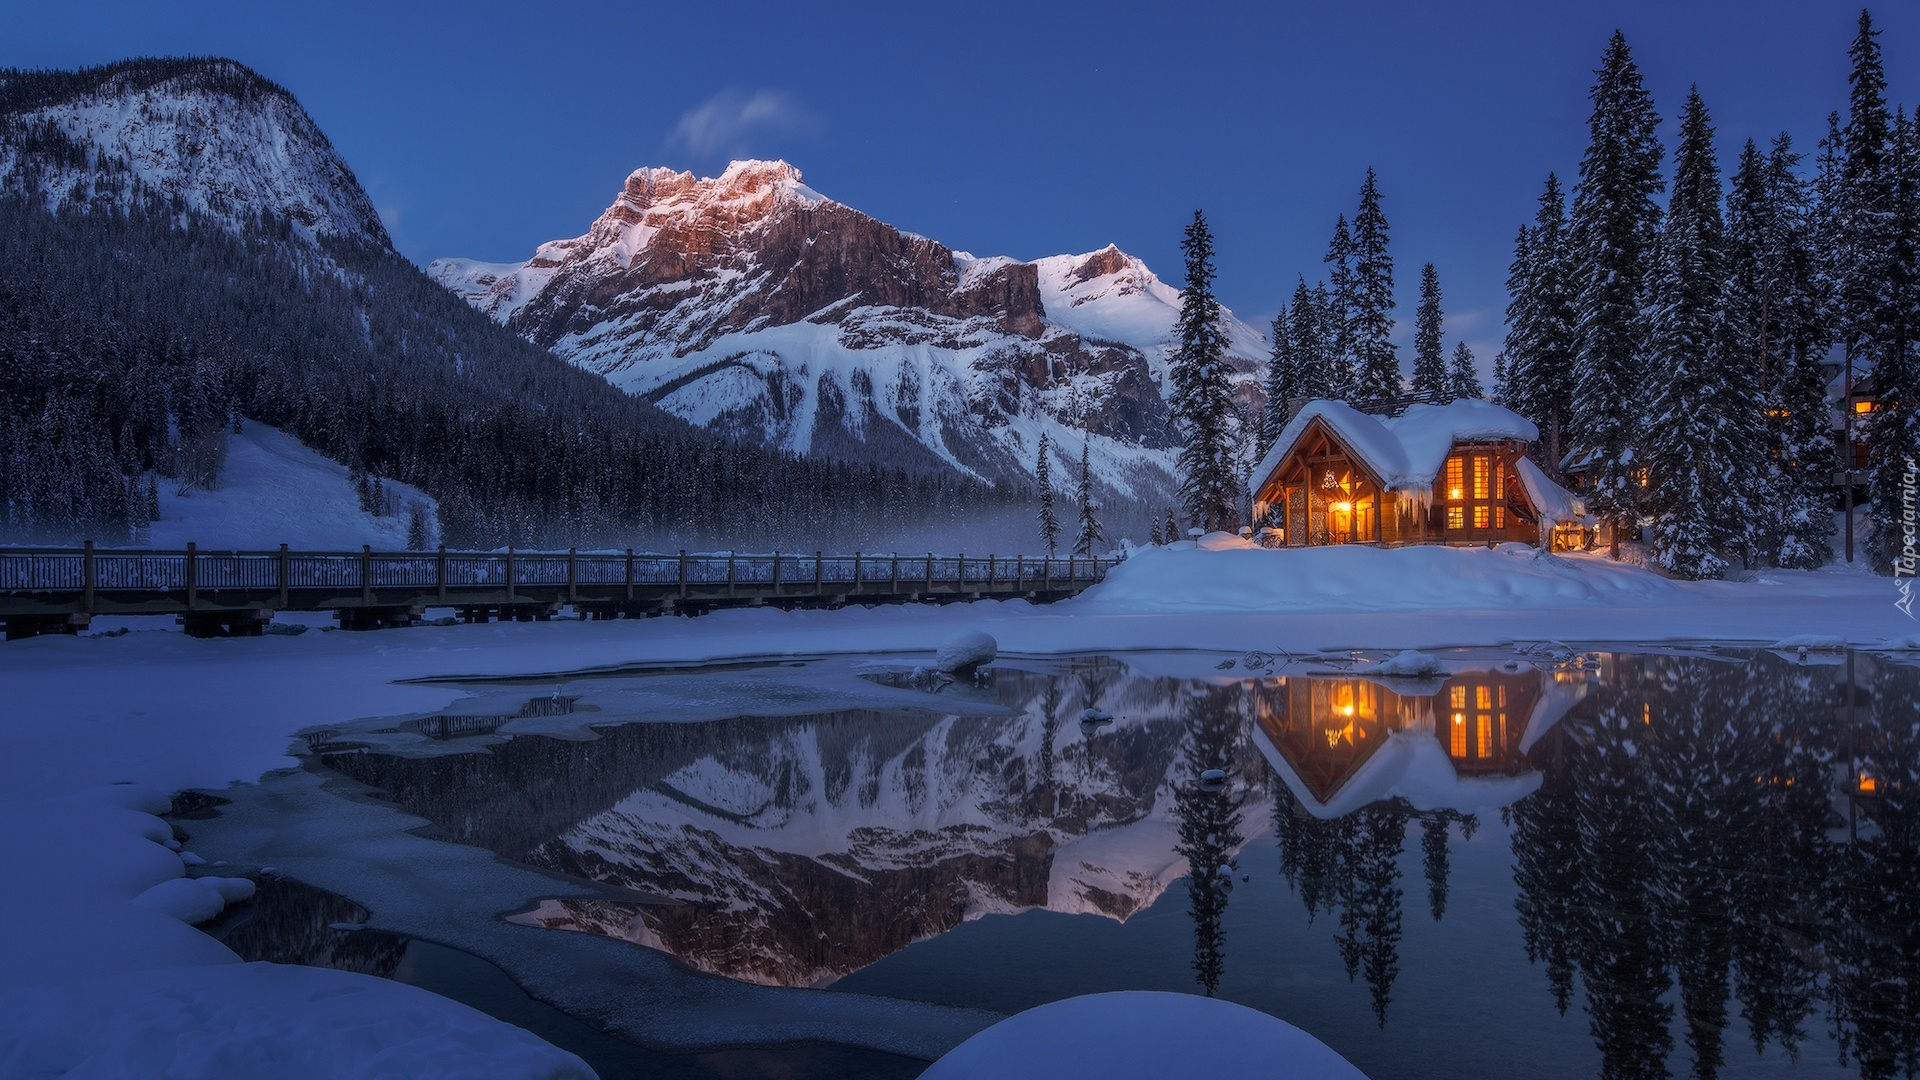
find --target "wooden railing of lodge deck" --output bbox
[0,543,1115,638]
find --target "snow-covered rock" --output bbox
[935,629,997,674]
[920,991,1367,1080]
[1371,650,1443,677]
[129,874,257,924]
[430,161,1268,499]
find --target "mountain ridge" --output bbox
[432,160,1269,503]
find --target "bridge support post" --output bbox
[679,550,688,602]
[279,544,290,609]
[436,545,447,604]
[625,549,634,602]
[567,548,577,606]
[813,551,823,597]
[727,552,736,598]
[82,540,94,615]
[506,548,516,607]
[185,542,197,611]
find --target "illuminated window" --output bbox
[1476,717,1492,758]
[1447,507,1464,530]
[1498,686,1507,707]
[1472,456,1490,499]
[1450,686,1467,709]
[1474,506,1491,529]
[1451,714,1467,757]
[1445,456,1465,500]
[1494,466,1505,500]
[1642,703,1652,725]
[1476,686,1493,709]
[1860,773,1878,793]
[1854,400,1875,414]
[1495,506,1506,529]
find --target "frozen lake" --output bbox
[208,647,1919,1079]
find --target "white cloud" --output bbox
[667,89,821,159]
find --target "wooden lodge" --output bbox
[1250,399,1583,549]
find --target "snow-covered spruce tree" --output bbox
[1863,106,1920,574]
[1035,431,1061,556]
[1411,263,1448,397]
[1073,439,1104,557]
[1351,169,1401,401]
[1505,174,1579,478]
[1164,506,1180,544]
[1724,134,1834,568]
[1290,278,1332,399]
[1262,304,1297,455]
[405,502,430,551]
[1643,89,1757,579]
[1568,32,1665,558]
[1323,215,1359,399]
[1448,342,1483,401]
[1171,210,1239,534]
[1491,350,1510,406]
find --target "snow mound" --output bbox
[1073,544,1680,615]
[1879,634,1920,651]
[0,962,595,1080]
[130,875,258,924]
[1372,650,1443,677]
[921,990,1367,1080]
[935,630,998,674]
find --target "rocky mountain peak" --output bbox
[0,57,389,249]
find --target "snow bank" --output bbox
[1769,634,1849,651]
[0,962,594,1080]
[921,991,1367,1080]
[0,785,593,1079]
[1075,542,1680,615]
[935,629,997,673]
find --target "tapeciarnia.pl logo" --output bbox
[1897,457,1917,619]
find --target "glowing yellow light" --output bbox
[1860,774,1878,793]
[1854,400,1874,414]
[1448,488,1462,499]
[1339,704,1355,717]
[1332,501,1353,513]
[1643,703,1652,725]
[1452,713,1465,724]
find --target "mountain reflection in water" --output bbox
[323,651,1920,1080]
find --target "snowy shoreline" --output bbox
[2,543,1913,1076]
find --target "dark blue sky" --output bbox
[7,1,1915,365]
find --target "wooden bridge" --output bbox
[0,544,1116,639]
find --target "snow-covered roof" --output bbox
[1513,456,1583,526]
[1253,398,1541,498]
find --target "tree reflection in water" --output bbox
[1173,686,1248,996]
[1504,653,1919,1080]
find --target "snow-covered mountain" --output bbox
[431,161,1269,499]
[0,58,388,247]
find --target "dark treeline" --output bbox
[1499,13,1919,577]
[0,138,1020,548]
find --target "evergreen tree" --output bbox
[1410,263,1448,397]
[1170,210,1239,533]
[1505,174,1579,477]
[1448,342,1484,401]
[1165,505,1180,544]
[405,502,430,551]
[1262,305,1297,454]
[1322,216,1359,397]
[1149,518,1164,546]
[1289,277,1332,399]
[1073,439,1103,557]
[1350,169,1401,400]
[1491,350,1511,406]
[1643,89,1754,579]
[1724,134,1834,568]
[1861,96,1920,570]
[1568,32,1665,557]
[1035,432,1061,556]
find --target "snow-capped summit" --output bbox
[0,58,389,247]
[430,161,1268,500]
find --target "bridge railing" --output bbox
[0,545,1117,601]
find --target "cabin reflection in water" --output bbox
[1253,667,1587,816]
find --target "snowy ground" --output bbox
[2,537,1913,1074]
